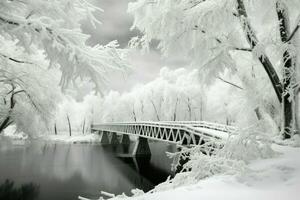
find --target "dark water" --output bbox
[0,138,176,200]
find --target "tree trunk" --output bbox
[254,107,262,120]
[0,116,12,133]
[82,118,85,135]
[236,0,300,138]
[150,99,160,121]
[187,97,192,121]
[54,123,58,135]
[67,114,72,137]
[173,98,179,121]
[200,97,204,121]
[276,1,296,138]
[0,86,16,133]
[295,90,300,134]
[236,0,283,103]
[132,106,137,122]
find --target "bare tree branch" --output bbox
[0,53,33,64]
[217,76,244,90]
[233,47,252,52]
[150,98,160,121]
[287,23,300,42]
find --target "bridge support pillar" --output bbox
[132,137,151,157]
[120,134,130,145]
[99,131,110,144]
[110,132,119,145]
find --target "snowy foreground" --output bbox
[82,144,300,200]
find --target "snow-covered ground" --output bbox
[91,144,299,200]
[1,125,102,144]
[42,133,102,144]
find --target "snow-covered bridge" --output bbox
[91,121,235,156]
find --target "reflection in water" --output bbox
[0,179,39,200]
[0,138,176,200]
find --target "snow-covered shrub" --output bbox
[220,126,276,162]
[164,145,246,186]
[183,150,246,180]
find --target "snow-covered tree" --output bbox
[0,37,61,135]
[96,67,210,123]
[128,0,300,139]
[52,93,101,135]
[0,0,127,135]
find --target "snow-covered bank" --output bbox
[94,144,299,200]
[1,125,102,144]
[41,133,102,144]
[1,125,29,140]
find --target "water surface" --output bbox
[0,138,176,200]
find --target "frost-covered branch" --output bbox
[236,0,283,102]
[193,25,252,52]
[0,0,128,91]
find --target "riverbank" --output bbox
[41,133,102,144]
[1,125,29,140]
[1,125,103,144]
[91,144,300,200]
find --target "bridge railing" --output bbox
[91,121,234,146]
[159,121,237,133]
[92,121,236,134]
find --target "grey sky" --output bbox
[82,0,188,92]
[84,0,137,48]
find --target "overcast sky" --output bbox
[82,0,188,92]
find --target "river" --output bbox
[0,138,176,200]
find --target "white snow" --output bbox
[42,133,102,144]
[1,126,102,144]
[99,144,300,200]
[2,125,29,140]
[195,127,229,139]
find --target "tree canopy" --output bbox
[128,0,300,138]
[0,0,127,135]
